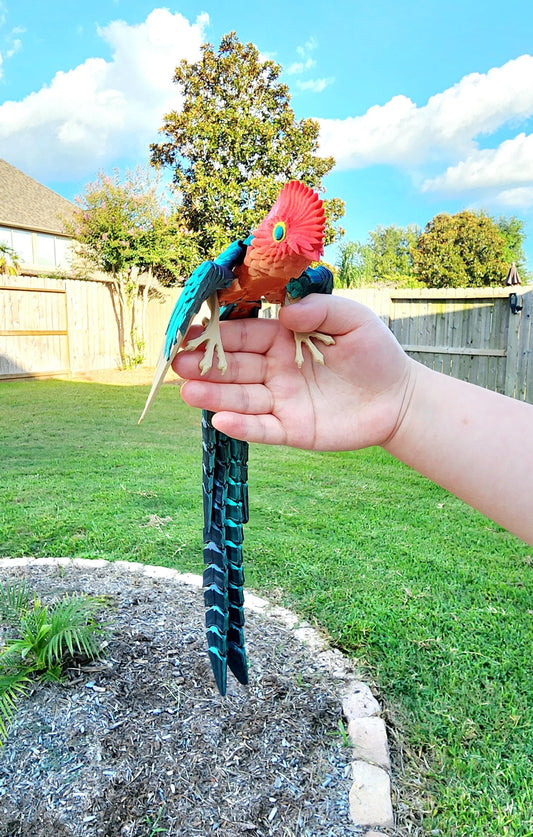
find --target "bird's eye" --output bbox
[272,222,286,242]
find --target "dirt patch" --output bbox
[0,559,369,837]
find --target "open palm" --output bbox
[173,295,413,452]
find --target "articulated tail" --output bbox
[202,410,249,695]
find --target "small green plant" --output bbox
[327,718,351,747]
[327,717,351,747]
[0,672,29,742]
[145,805,167,836]
[336,718,351,747]
[0,579,107,743]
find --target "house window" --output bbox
[36,232,56,266]
[54,237,71,269]
[0,225,72,270]
[11,229,33,264]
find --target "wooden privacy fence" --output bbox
[0,275,123,377]
[340,287,533,402]
[0,277,70,378]
[1,277,532,403]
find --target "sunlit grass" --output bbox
[1,378,532,835]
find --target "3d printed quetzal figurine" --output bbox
[139,181,334,695]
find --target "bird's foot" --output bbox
[185,294,228,375]
[293,331,336,368]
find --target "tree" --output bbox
[412,211,509,288]
[151,31,345,258]
[336,224,420,287]
[336,240,373,288]
[367,224,420,284]
[66,168,198,366]
[495,215,528,276]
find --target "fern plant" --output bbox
[0,672,29,742]
[0,580,107,743]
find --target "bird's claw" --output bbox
[185,330,228,375]
[293,331,335,368]
[185,293,228,375]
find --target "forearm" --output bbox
[385,360,533,546]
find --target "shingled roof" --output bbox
[0,158,74,235]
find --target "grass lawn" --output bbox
[1,377,532,836]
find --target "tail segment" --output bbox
[202,411,249,695]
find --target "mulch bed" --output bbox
[0,558,369,837]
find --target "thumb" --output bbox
[279,293,376,336]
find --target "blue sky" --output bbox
[1,0,533,268]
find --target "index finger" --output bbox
[185,317,284,355]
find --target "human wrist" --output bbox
[381,358,425,457]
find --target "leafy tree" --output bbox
[336,224,420,287]
[412,211,509,288]
[367,224,419,284]
[495,215,528,276]
[336,240,373,288]
[66,167,197,366]
[151,31,345,257]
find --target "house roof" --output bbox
[0,158,74,236]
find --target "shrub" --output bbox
[0,580,108,743]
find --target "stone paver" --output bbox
[349,761,394,829]
[342,681,381,720]
[341,679,394,829]
[348,716,391,770]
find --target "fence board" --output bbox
[506,290,533,401]
[65,278,121,372]
[143,289,181,367]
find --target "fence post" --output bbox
[505,293,520,399]
[505,289,532,401]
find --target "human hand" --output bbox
[172,294,415,451]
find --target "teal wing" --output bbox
[139,240,247,422]
[285,264,334,300]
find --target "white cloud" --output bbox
[287,36,333,94]
[318,54,533,184]
[497,186,533,209]
[318,95,421,166]
[5,36,21,59]
[296,37,317,58]
[0,9,208,182]
[422,133,533,193]
[0,14,24,81]
[296,77,334,94]
[286,57,315,75]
